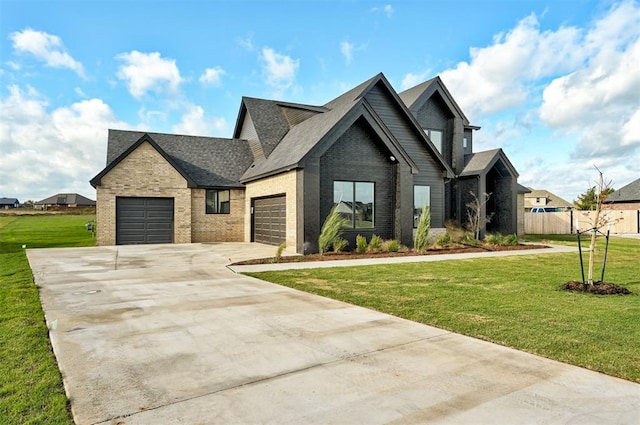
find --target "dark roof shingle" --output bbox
[605,177,640,203]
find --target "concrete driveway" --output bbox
[28,243,639,425]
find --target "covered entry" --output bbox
[116,197,174,244]
[252,195,286,246]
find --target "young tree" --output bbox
[465,191,493,241]
[584,167,614,284]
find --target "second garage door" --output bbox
[116,197,174,245]
[252,195,286,246]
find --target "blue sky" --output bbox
[1,0,638,203]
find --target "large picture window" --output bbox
[206,189,230,214]
[414,185,431,228]
[333,181,374,228]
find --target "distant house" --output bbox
[605,178,640,210]
[35,193,96,210]
[0,197,19,209]
[524,188,573,211]
[91,72,522,251]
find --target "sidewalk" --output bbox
[229,243,577,273]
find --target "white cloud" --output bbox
[260,47,299,94]
[340,41,354,65]
[116,51,183,99]
[237,36,254,51]
[171,104,229,136]
[199,66,226,86]
[437,13,584,119]
[371,5,394,17]
[0,85,129,201]
[400,70,432,90]
[10,28,85,78]
[538,1,640,159]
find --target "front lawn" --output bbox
[247,235,640,382]
[0,215,95,425]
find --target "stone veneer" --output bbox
[191,189,245,242]
[96,141,191,245]
[244,170,300,251]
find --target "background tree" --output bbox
[465,191,493,241]
[574,186,614,210]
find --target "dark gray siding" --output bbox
[319,120,395,248]
[364,82,445,227]
[413,94,454,166]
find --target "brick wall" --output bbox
[244,170,299,249]
[96,141,191,245]
[191,188,245,242]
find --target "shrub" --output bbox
[459,232,478,245]
[319,206,348,255]
[435,232,451,247]
[382,239,401,252]
[503,233,519,246]
[414,207,431,252]
[333,238,348,252]
[368,234,383,252]
[356,234,368,253]
[485,233,502,245]
[273,242,286,263]
[445,220,465,243]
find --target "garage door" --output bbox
[116,197,174,245]
[252,196,286,246]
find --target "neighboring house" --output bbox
[91,73,521,252]
[604,178,640,210]
[35,193,96,210]
[524,189,573,211]
[0,197,19,209]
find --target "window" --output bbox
[333,181,374,228]
[206,190,230,214]
[463,137,468,148]
[413,185,431,228]
[424,129,443,154]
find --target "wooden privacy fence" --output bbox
[524,209,640,234]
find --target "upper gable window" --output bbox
[206,190,230,214]
[424,129,443,154]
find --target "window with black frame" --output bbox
[333,181,374,228]
[206,189,230,214]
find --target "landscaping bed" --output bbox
[233,243,547,265]
[562,280,632,295]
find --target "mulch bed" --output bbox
[232,243,547,265]
[562,280,633,295]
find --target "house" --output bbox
[604,178,640,210]
[524,188,573,211]
[0,197,19,209]
[35,193,96,210]
[91,73,521,252]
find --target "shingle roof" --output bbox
[605,177,640,203]
[100,130,253,188]
[398,76,470,125]
[0,197,19,205]
[35,193,95,206]
[517,184,531,194]
[460,148,518,178]
[397,77,438,109]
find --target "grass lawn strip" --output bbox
[247,235,640,383]
[0,215,95,425]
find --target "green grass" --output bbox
[247,235,640,382]
[0,215,96,425]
